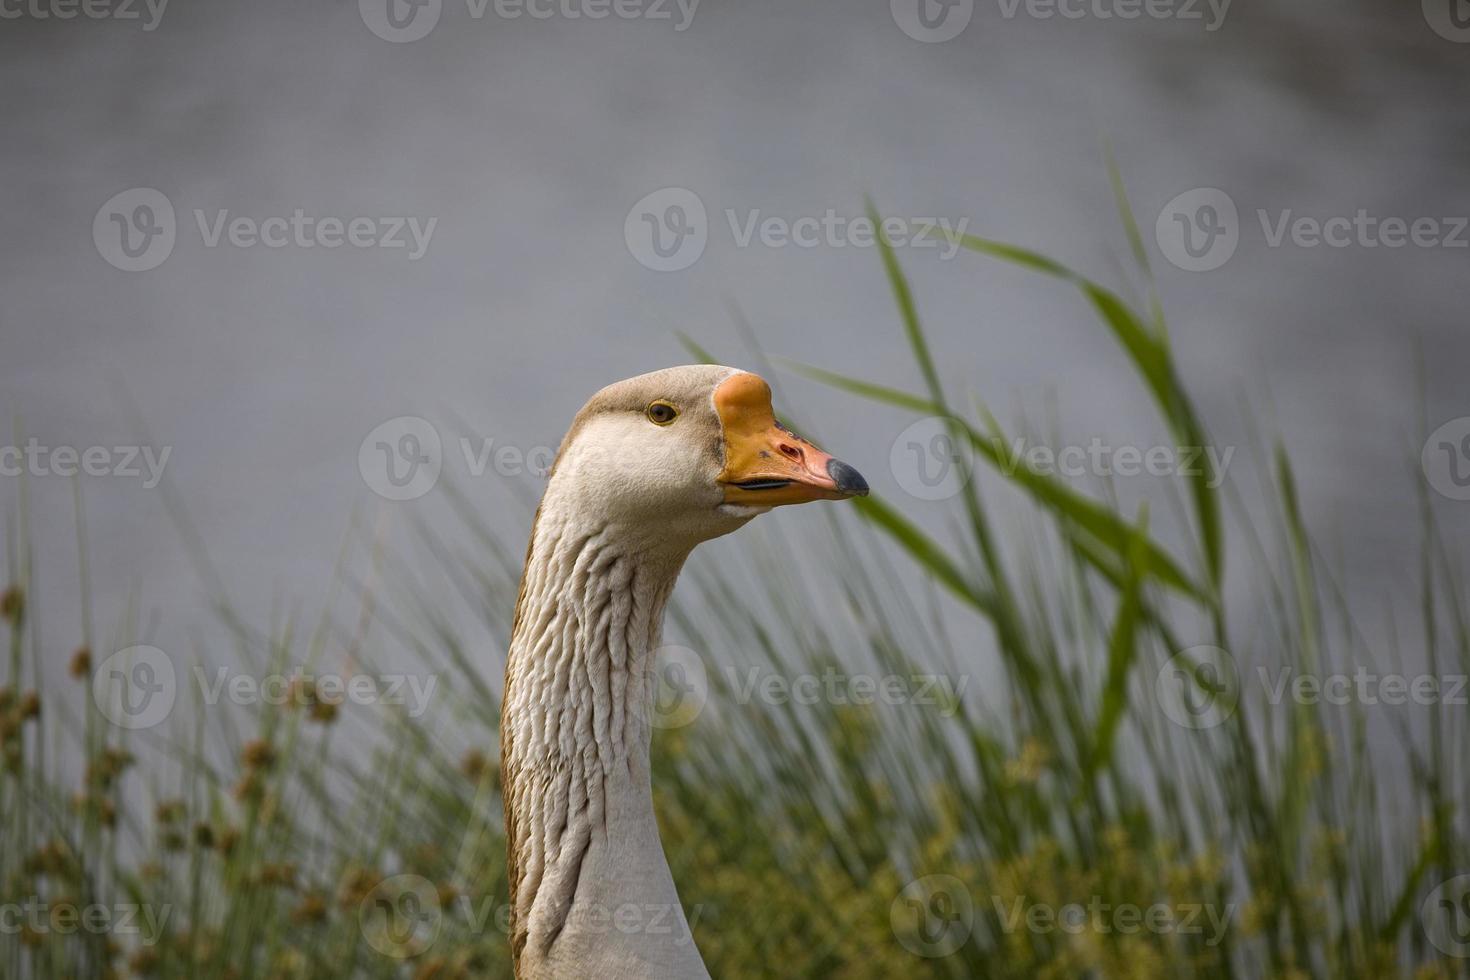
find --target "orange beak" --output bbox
[715,372,868,507]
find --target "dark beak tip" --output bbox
[826,458,869,497]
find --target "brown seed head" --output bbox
[69,647,92,679]
[241,739,277,770]
[0,585,24,627]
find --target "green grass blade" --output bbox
[850,496,996,619]
[1086,505,1150,777]
[677,331,720,365]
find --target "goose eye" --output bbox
[645,401,679,426]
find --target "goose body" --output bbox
[500,366,866,979]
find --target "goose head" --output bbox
[542,364,868,549]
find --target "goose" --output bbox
[500,365,868,979]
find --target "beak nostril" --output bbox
[779,444,802,460]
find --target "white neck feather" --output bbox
[501,498,710,979]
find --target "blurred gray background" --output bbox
[2,0,1467,689]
